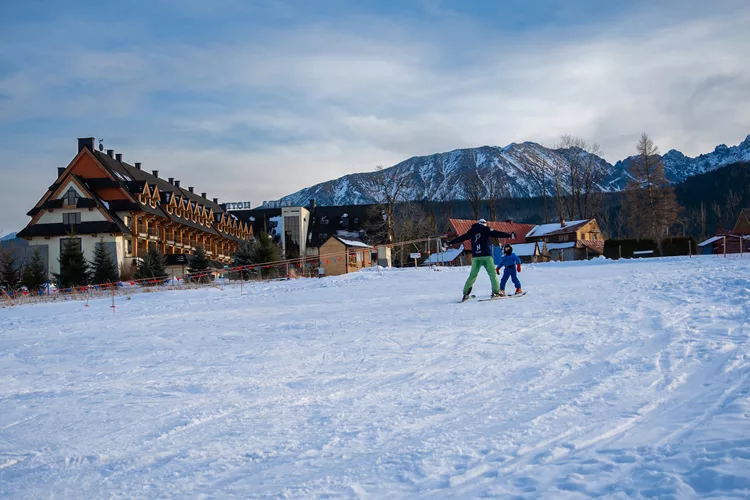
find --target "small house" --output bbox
[525,219,604,261]
[318,236,373,276]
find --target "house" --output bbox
[422,247,465,266]
[698,209,750,255]
[318,236,373,276]
[525,219,604,261]
[444,219,535,262]
[17,137,251,279]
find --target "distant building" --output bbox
[525,219,604,261]
[699,209,750,254]
[17,137,251,278]
[318,236,373,276]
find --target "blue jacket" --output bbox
[448,223,513,258]
[496,252,521,268]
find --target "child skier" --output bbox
[495,243,523,296]
[446,219,515,301]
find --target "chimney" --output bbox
[168,177,174,185]
[77,137,95,152]
[135,162,141,170]
[115,153,122,162]
[213,198,218,204]
[174,180,180,188]
[106,149,114,158]
[201,192,207,199]
[57,167,65,177]
[309,199,317,211]
[152,170,159,178]
[560,218,566,228]
[188,187,194,193]
[505,218,514,224]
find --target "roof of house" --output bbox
[423,247,463,264]
[505,242,541,257]
[578,240,604,254]
[526,219,590,239]
[18,221,129,238]
[733,208,750,234]
[547,242,577,250]
[447,219,533,252]
[333,236,372,248]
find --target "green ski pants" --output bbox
[463,256,501,295]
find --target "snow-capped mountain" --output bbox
[0,232,18,241]
[274,135,750,207]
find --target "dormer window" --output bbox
[64,187,78,206]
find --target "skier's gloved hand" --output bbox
[517,263,522,272]
[511,232,516,239]
[496,266,500,275]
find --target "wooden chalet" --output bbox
[17,137,251,278]
[318,236,373,276]
[525,218,604,261]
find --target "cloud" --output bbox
[1,1,750,231]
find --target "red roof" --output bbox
[446,219,534,252]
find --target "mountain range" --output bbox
[274,135,750,207]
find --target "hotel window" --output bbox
[64,187,79,206]
[63,212,81,225]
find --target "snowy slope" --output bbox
[276,135,750,206]
[2,257,750,498]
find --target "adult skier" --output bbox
[495,243,523,296]
[446,219,515,301]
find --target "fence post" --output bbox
[689,239,692,258]
[724,236,727,258]
[619,245,622,259]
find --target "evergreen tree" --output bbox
[188,245,212,283]
[255,231,279,264]
[56,237,89,288]
[22,248,48,292]
[0,250,21,290]
[233,239,256,279]
[91,240,118,285]
[135,246,167,280]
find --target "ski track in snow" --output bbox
[1,256,750,498]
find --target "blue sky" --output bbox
[2,0,750,232]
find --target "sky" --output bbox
[1,0,750,233]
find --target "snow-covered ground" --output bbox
[1,256,749,498]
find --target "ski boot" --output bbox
[491,290,506,299]
[515,288,523,295]
[460,287,473,302]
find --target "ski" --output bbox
[459,294,477,303]
[478,292,526,302]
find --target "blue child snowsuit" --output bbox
[496,252,522,291]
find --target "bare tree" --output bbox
[484,166,509,222]
[622,133,681,249]
[556,135,608,220]
[524,151,551,223]
[368,165,412,244]
[462,168,485,220]
[392,203,438,265]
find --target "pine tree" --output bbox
[188,245,212,283]
[0,250,21,290]
[135,246,167,280]
[22,248,48,292]
[91,240,118,285]
[255,231,279,264]
[56,237,89,288]
[233,239,256,279]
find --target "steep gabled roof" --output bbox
[526,219,591,239]
[447,219,533,252]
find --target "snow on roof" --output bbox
[698,236,722,246]
[547,242,577,250]
[335,237,371,248]
[507,242,539,257]
[526,220,589,238]
[423,247,463,264]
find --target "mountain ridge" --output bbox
[271,134,750,207]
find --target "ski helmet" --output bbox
[504,244,513,255]
[478,218,487,225]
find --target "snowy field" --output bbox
[1,256,750,499]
